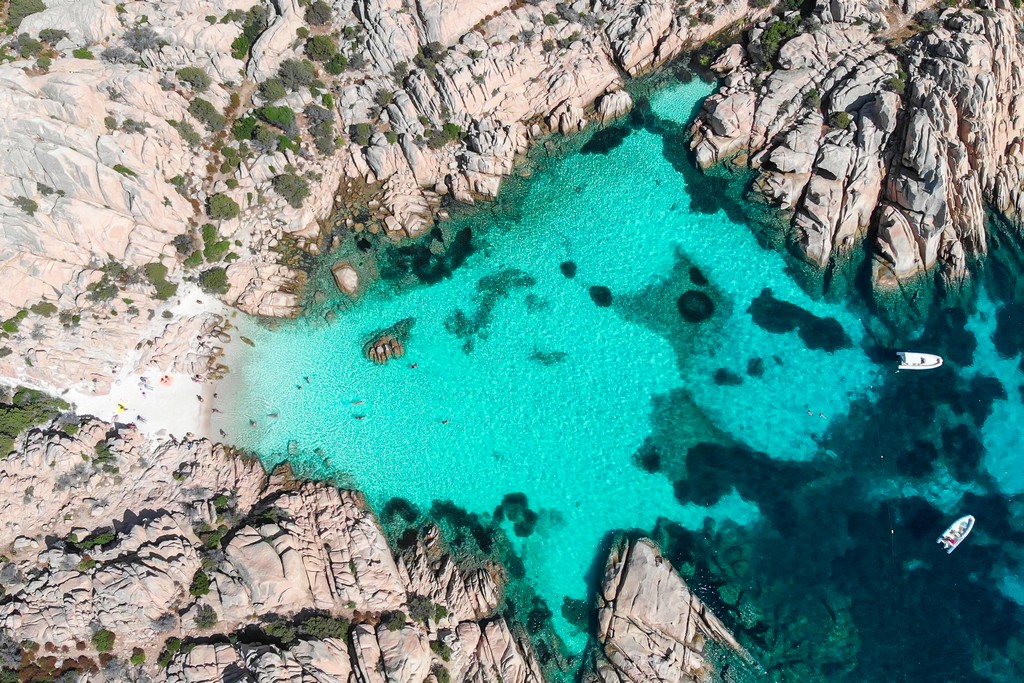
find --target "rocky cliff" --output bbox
[0,418,540,682]
[690,0,1024,295]
[0,416,744,682]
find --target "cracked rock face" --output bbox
[690,5,1024,292]
[586,537,746,683]
[0,419,540,682]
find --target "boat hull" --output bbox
[937,515,975,554]
[897,351,943,370]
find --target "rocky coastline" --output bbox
[0,415,746,682]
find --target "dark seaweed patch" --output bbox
[633,437,661,473]
[747,288,852,351]
[445,268,536,350]
[380,226,475,285]
[689,266,709,286]
[746,357,765,377]
[494,492,539,537]
[580,126,631,155]
[529,350,568,366]
[993,302,1024,358]
[713,368,743,386]
[559,261,577,278]
[381,497,419,524]
[677,290,714,322]
[589,286,613,307]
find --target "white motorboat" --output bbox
[897,351,943,370]
[937,515,974,554]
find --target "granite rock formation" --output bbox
[691,3,1024,294]
[0,418,540,682]
[585,537,748,683]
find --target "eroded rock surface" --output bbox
[587,537,746,683]
[0,419,539,682]
[691,5,1024,292]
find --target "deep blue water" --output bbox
[219,77,1024,681]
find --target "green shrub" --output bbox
[168,119,202,147]
[233,115,258,140]
[408,596,448,624]
[760,17,798,65]
[72,47,95,59]
[188,98,226,131]
[0,387,69,455]
[325,53,347,75]
[259,105,296,133]
[543,12,558,25]
[434,666,450,683]
[38,28,67,43]
[351,122,372,146]
[802,88,821,108]
[830,111,852,129]
[35,55,51,69]
[305,34,337,62]
[271,173,309,208]
[144,263,178,300]
[29,301,56,316]
[230,5,269,59]
[258,77,287,102]
[130,648,145,666]
[430,640,451,661]
[17,35,43,58]
[277,58,315,91]
[194,603,218,628]
[299,614,350,640]
[13,196,38,216]
[382,610,406,632]
[112,164,137,177]
[207,193,240,220]
[7,0,46,29]
[262,619,297,644]
[176,66,211,92]
[198,267,229,295]
[189,569,211,596]
[321,92,333,108]
[91,629,115,653]
[305,0,332,24]
[157,637,181,668]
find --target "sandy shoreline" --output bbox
[23,288,263,445]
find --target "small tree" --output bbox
[272,173,310,209]
[189,569,211,596]
[207,193,239,220]
[188,98,226,131]
[38,28,68,43]
[258,77,287,102]
[198,267,229,295]
[194,603,218,629]
[277,58,315,91]
[7,0,45,29]
[176,66,211,92]
[305,35,337,62]
[830,111,853,129]
[304,0,332,25]
[91,629,115,653]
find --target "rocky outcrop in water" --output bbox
[364,317,414,364]
[0,418,539,681]
[585,537,747,683]
[691,4,1024,295]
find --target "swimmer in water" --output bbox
[304,376,310,383]
[249,419,257,427]
[354,414,366,420]
[269,413,279,418]
[352,400,365,406]
[441,419,449,424]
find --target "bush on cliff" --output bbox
[189,569,211,596]
[189,98,226,131]
[0,387,69,456]
[91,629,115,653]
[176,66,211,92]
[7,0,45,29]
[198,268,229,295]
[271,173,310,208]
[305,0,332,24]
[206,193,240,221]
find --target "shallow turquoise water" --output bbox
[223,78,1024,679]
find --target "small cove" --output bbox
[218,77,1024,680]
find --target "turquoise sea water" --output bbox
[222,78,1024,680]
